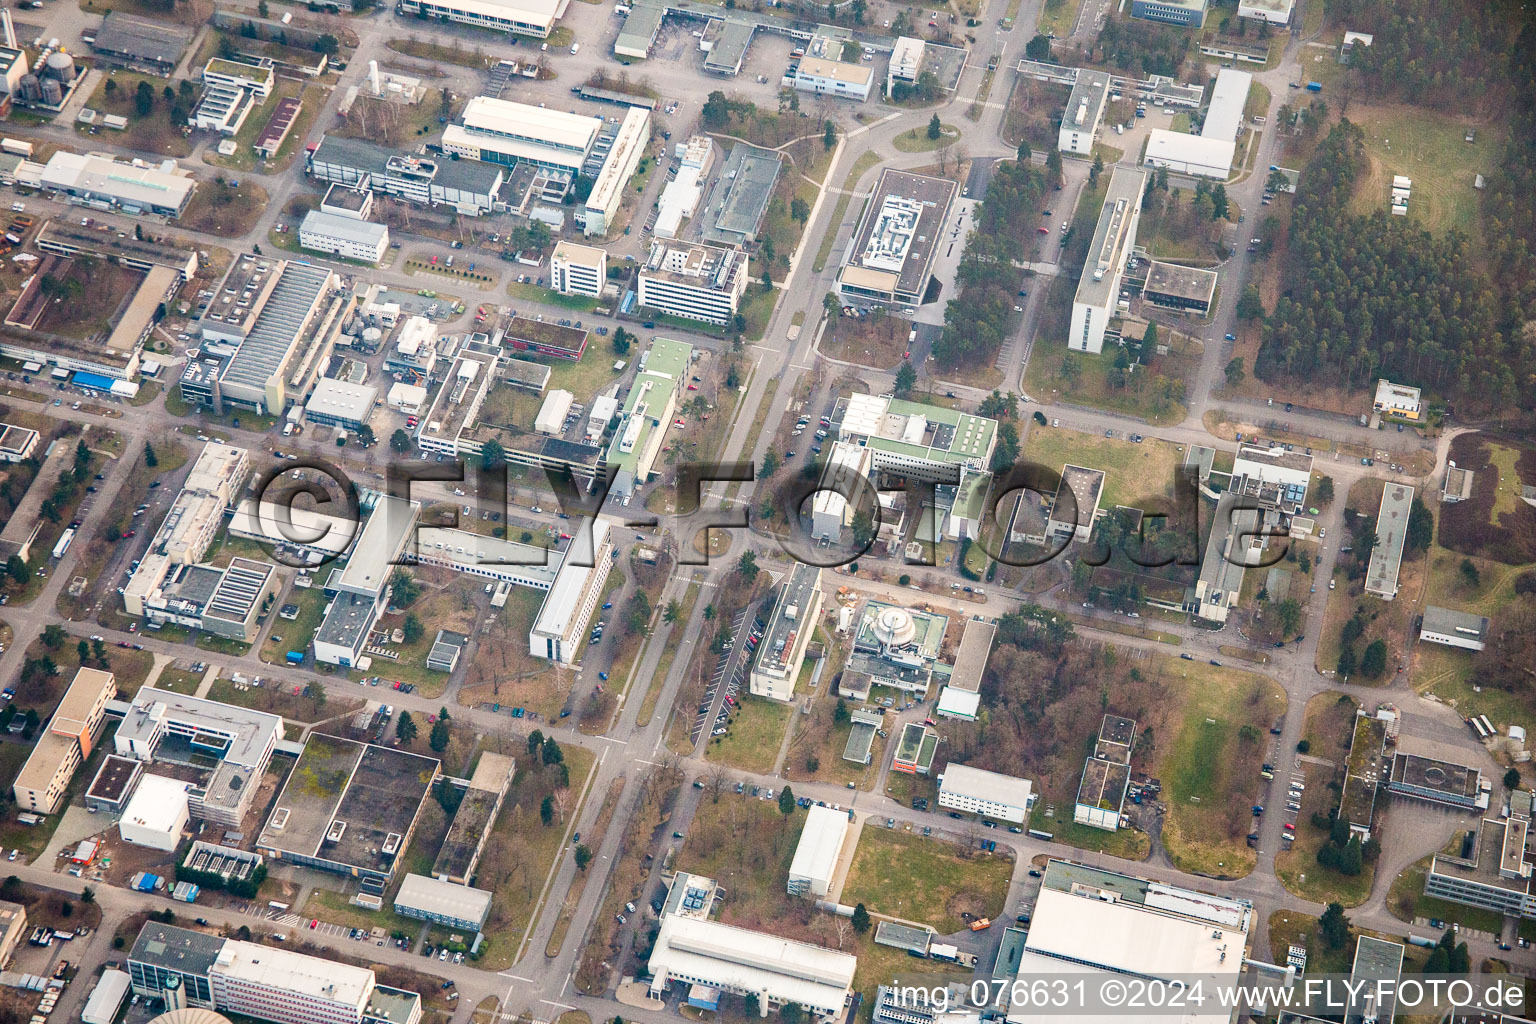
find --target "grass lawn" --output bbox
[78,72,192,157]
[1037,0,1084,38]
[1386,855,1508,935]
[1155,656,1287,879]
[155,667,204,695]
[1300,690,1359,761]
[676,792,803,933]
[892,125,961,153]
[1023,342,1193,427]
[637,582,701,726]
[1027,804,1152,860]
[841,827,1013,933]
[260,586,328,666]
[1243,82,1272,121]
[707,694,792,773]
[1023,425,1184,509]
[204,78,325,174]
[1274,760,1374,906]
[1346,104,1504,237]
[206,676,353,723]
[783,698,889,791]
[182,178,271,238]
[525,344,626,403]
[506,280,603,311]
[1266,911,1359,974]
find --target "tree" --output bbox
[42,624,65,649]
[927,113,942,140]
[1222,357,1247,388]
[702,90,731,128]
[81,886,95,904]
[894,360,917,397]
[1276,598,1303,636]
[823,120,837,150]
[1296,739,1311,753]
[91,638,106,666]
[78,639,89,665]
[104,78,117,97]
[1505,768,1523,790]
[1460,558,1481,587]
[395,711,418,745]
[778,785,796,818]
[1359,639,1388,678]
[1210,183,1229,221]
[1315,476,1334,503]
[542,735,564,765]
[527,729,545,756]
[480,437,506,471]
[1089,154,1104,187]
[390,429,412,453]
[1017,139,1032,162]
[389,569,421,607]
[258,0,269,14]
[1265,168,1289,193]
[745,995,761,1018]
[6,556,29,586]
[851,902,871,933]
[135,80,154,117]
[664,599,682,624]
[850,509,875,550]
[1405,496,1434,554]
[781,1005,803,1024]
[737,550,759,582]
[429,717,451,753]
[761,450,780,477]
[1236,284,1264,322]
[1142,322,1158,352]
[823,292,840,317]
[356,424,375,447]
[791,197,810,223]
[1025,33,1052,60]
[314,33,340,55]
[574,843,593,870]
[402,613,425,644]
[540,795,555,825]
[1319,902,1351,949]
[834,698,850,726]
[144,443,158,468]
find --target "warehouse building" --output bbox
[444,97,601,173]
[787,804,850,898]
[583,106,650,236]
[299,210,389,262]
[128,922,423,1024]
[1419,605,1490,651]
[936,763,1035,823]
[749,563,825,702]
[637,240,749,324]
[551,240,607,297]
[12,667,117,814]
[1142,261,1217,316]
[700,144,782,247]
[1069,166,1147,354]
[837,169,956,309]
[1365,483,1414,600]
[1008,861,1251,1024]
[307,135,507,216]
[258,734,440,883]
[40,151,196,218]
[1131,0,1206,26]
[118,774,191,851]
[90,12,194,75]
[1057,69,1110,155]
[395,0,571,38]
[1143,68,1252,180]
[115,687,281,827]
[649,872,857,1021]
[304,378,378,430]
[395,874,493,931]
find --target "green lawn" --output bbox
[1386,856,1508,935]
[892,125,961,153]
[1346,104,1504,237]
[1027,804,1151,860]
[708,695,792,772]
[1023,425,1184,509]
[261,586,328,666]
[841,827,1014,933]
[1274,761,1375,906]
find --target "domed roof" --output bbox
[148,1010,233,1024]
[871,606,916,648]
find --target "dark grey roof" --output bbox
[311,134,505,196]
[128,922,225,976]
[93,12,194,64]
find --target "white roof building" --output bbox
[387,382,428,414]
[648,915,857,1021]
[787,804,850,898]
[530,517,614,663]
[209,940,376,1023]
[443,98,601,172]
[534,389,575,435]
[936,764,1034,823]
[935,687,981,721]
[118,774,190,851]
[40,151,196,217]
[394,873,493,931]
[304,378,378,429]
[395,0,571,37]
[82,970,132,1024]
[1142,68,1252,179]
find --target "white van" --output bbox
[570,42,580,54]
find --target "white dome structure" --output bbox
[871,606,916,649]
[148,1011,233,1024]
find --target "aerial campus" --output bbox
[0,0,1530,1021]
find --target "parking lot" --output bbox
[690,608,759,745]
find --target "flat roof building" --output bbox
[13,667,118,814]
[1373,378,1423,421]
[1070,166,1148,354]
[637,239,749,325]
[1131,0,1207,26]
[530,517,615,664]
[395,873,493,932]
[304,378,378,430]
[432,752,515,884]
[299,210,389,262]
[1365,483,1414,600]
[793,54,873,103]
[551,240,607,298]
[945,618,995,690]
[1142,261,1217,315]
[1386,751,1487,812]
[584,106,650,237]
[1425,815,1536,920]
[837,169,956,309]
[1237,0,1292,23]
[787,804,850,898]
[750,563,825,702]
[1193,491,1263,624]
[119,774,191,851]
[701,144,783,247]
[937,764,1035,823]
[257,734,440,882]
[35,219,200,279]
[86,754,145,813]
[892,722,939,775]
[394,0,571,37]
[836,392,997,483]
[40,151,195,218]
[1419,605,1490,651]
[1058,69,1111,155]
[1143,68,1252,180]
[0,422,38,462]
[444,97,601,173]
[307,134,507,217]
[1045,464,1106,544]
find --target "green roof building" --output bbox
[607,337,693,497]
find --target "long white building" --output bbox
[394,0,570,37]
[637,240,749,324]
[1069,166,1147,354]
[787,804,849,897]
[1058,70,1111,155]
[583,106,650,236]
[529,517,614,663]
[936,763,1035,823]
[1143,68,1252,180]
[442,97,601,173]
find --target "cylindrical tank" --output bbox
[17,74,40,101]
[45,51,75,83]
[39,77,62,105]
[362,326,382,344]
